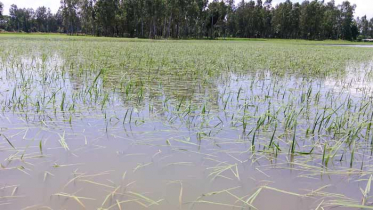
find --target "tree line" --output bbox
[0,0,372,41]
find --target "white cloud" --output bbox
[335,0,373,19]
[2,0,372,19]
[2,0,61,15]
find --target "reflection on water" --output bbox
[0,37,373,209]
[324,62,373,96]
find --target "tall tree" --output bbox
[61,0,80,35]
[322,0,339,39]
[358,15,369,37]
[36,6,47,32]
[0,0,367,41]
[339,1,356,40]
[80,0,96,35]
[369,18,373,38]
[300,0,325,40]
[0,1,3,18]
[273,0,294,38]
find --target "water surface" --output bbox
[0,37,373,209]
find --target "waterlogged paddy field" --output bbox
[1,35,373,210]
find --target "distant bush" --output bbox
[357,35,365,42]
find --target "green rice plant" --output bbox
[0,35,373,210]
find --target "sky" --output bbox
[2,0,60,14]
[1,0,372,18]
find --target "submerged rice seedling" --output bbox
[0,35,373,209]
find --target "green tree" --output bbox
[0,1,3,18]
[300,0,325,40]
[273,0,294,38]
[369,18,373,38]
[322,0,339,39]
[0,0,367,41]
[36,6,47,32]
[206,0,227,39]
[8,5,35,32]
[79,0,96,35]
[95,0,118,36]
[358,15,369,38]
[61,0,80,35]
[339,1,356,40]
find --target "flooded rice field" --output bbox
[324,44,373,48]
[1,36,373,209]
